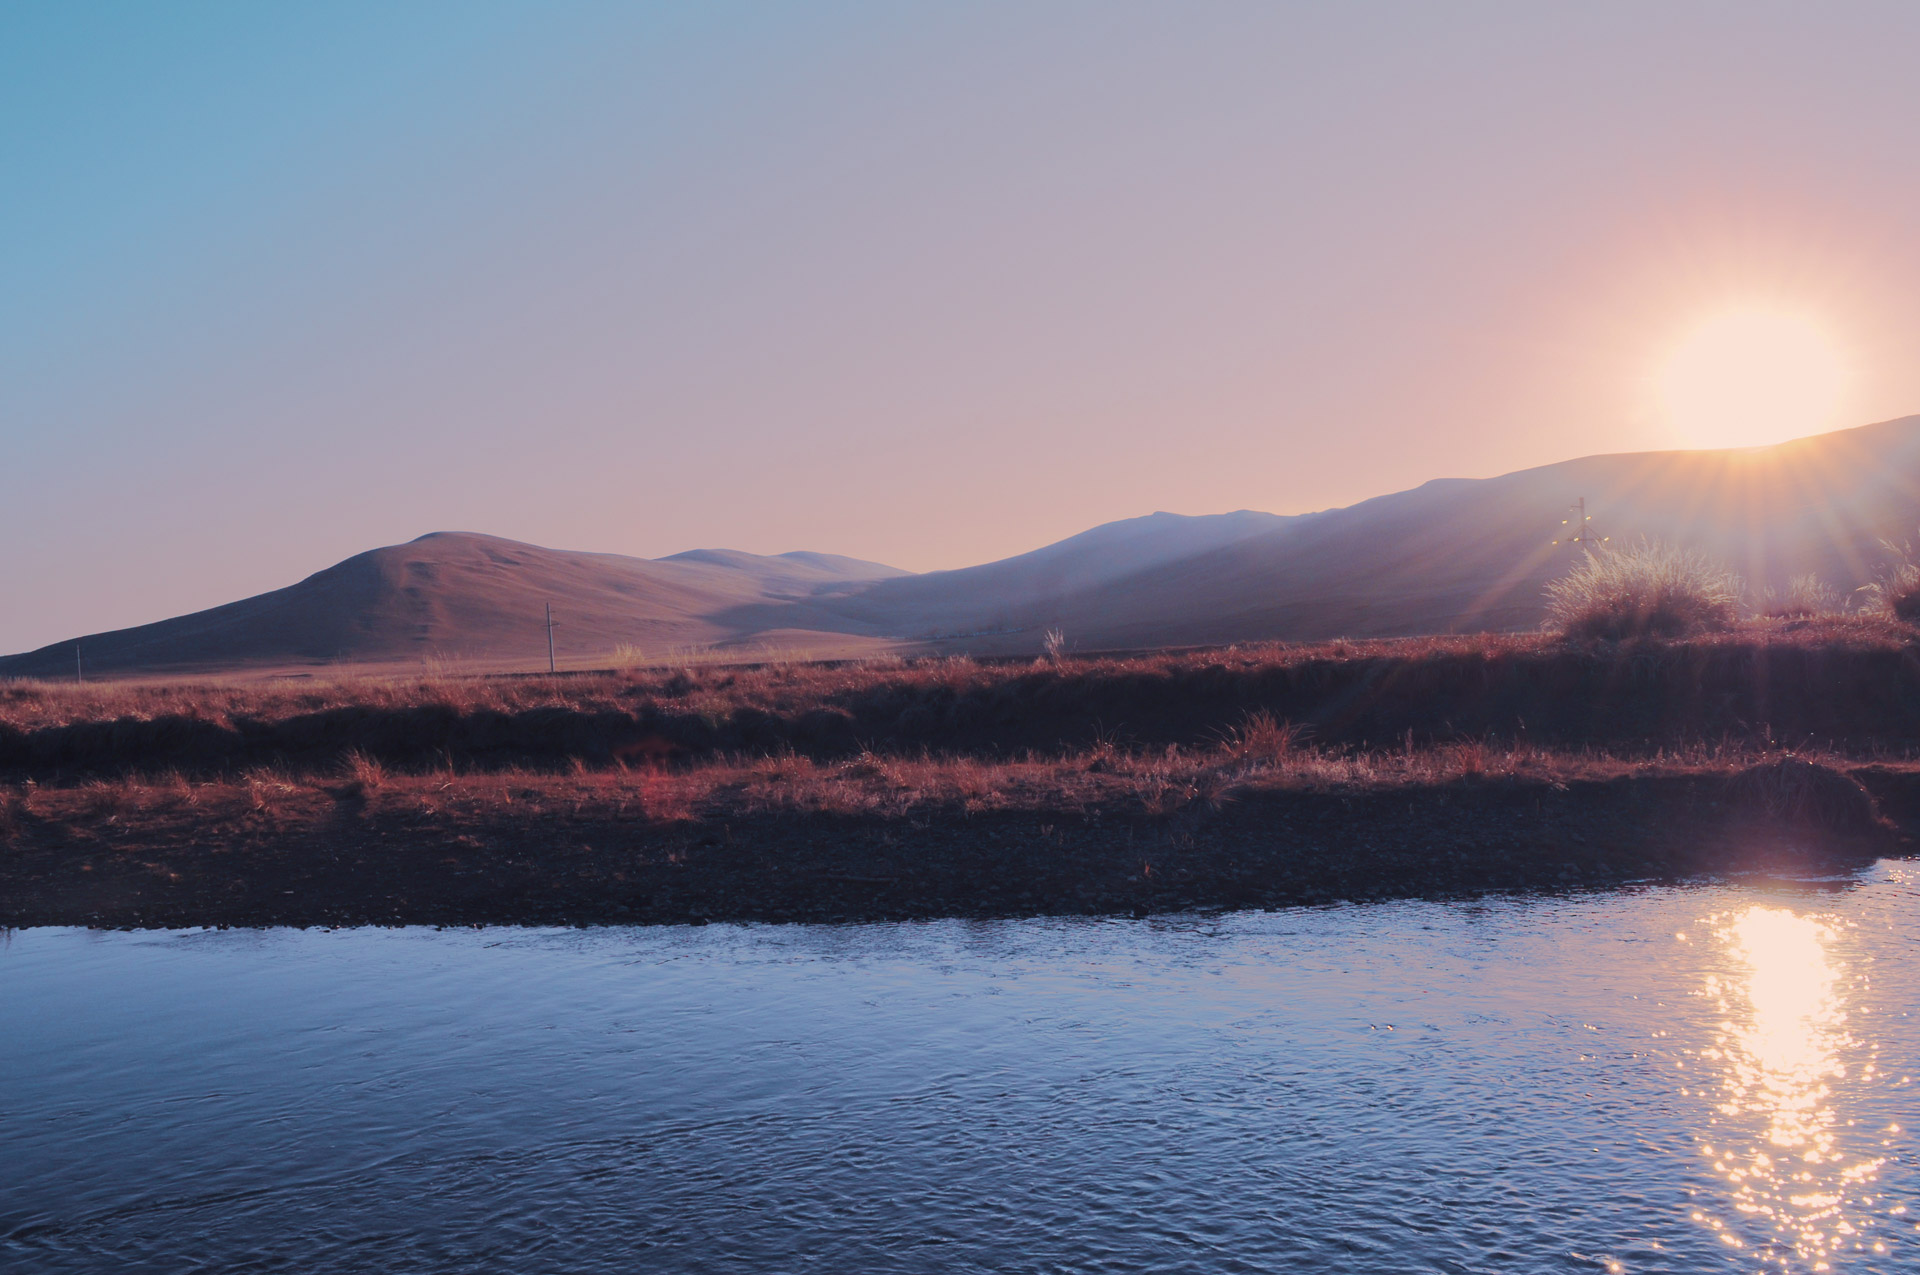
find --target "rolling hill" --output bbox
[9,414,1920,678]
[929,413,1920,650]
[0,533,909,678]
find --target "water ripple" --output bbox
[2,867,1916,1272]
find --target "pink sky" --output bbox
[7,4,1920,652]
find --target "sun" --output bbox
[1655,308,1848,450]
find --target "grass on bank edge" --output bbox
[7,616,1920,737]
[1,724,1885,841]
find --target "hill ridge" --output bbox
[8,416,1920,677]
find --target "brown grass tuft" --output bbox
[340,750,387,790]
[1220,709,1308,765]
[242,766,299,816]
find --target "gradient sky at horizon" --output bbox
[9,2,1920,652]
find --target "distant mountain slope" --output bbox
[0,533,907,678]
[920,414,1920,649]
[707,509,1297,639]
[12,416,1920,677]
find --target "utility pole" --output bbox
[1553,497,1608,550]
[75,640,83,685]
[545,603,557,674]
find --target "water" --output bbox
[4,868,1917,1274]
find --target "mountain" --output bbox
[846,414,1920,652]
[0,533,908,678]
[702,509,1297,641]
[10,415,1920,677]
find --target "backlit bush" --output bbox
[1544,542,1741,640]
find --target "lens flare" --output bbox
[1657,310,1847,450]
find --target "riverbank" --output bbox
[9,628,1920,927]
[3,749,1911,928]
[8,622,1920,782]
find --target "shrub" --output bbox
[1860,539,1920,622]
[1761,574,1843,620]
[1544,541,1741,640]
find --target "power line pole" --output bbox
[75,640,83,685]
[1553,497,1608,550]
[545,603,558,674]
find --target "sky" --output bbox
[9,2,1920,652]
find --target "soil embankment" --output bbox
[6,629,1920,928]
[1,761,1909,929]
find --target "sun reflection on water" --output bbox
[1691,905,1896,1270]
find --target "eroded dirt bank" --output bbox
[3,762,1909,929]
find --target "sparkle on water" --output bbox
[1690,905,1900,1270]
[3,866,1917,1273]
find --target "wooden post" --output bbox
[75,640,83,685]
[546,603,557,674]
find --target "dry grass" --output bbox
[241,766,303,817]
[0,653,965,733]
[1545,541,1742,640]
[7,622,1920,786]
[340,749,387,790]
[609,643,651,669]
[10,711,1894,895]
[1760,574,1845,620]
[1218,709,1309,765]
[1859,537,1920,622]
[52,738,1833,821]
[0,629,1856,734]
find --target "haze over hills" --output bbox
[706,509,1297,644]
[0,534,909,679]
[9,415,1920,678]
[922,413,1920,651]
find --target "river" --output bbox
[4,865,1916,1272]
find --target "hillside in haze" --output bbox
[0,534,908,678]
[10,415,1920,677]
[730,412,1920,651]
[866,413,1920,652]
[705,510,1297,643]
